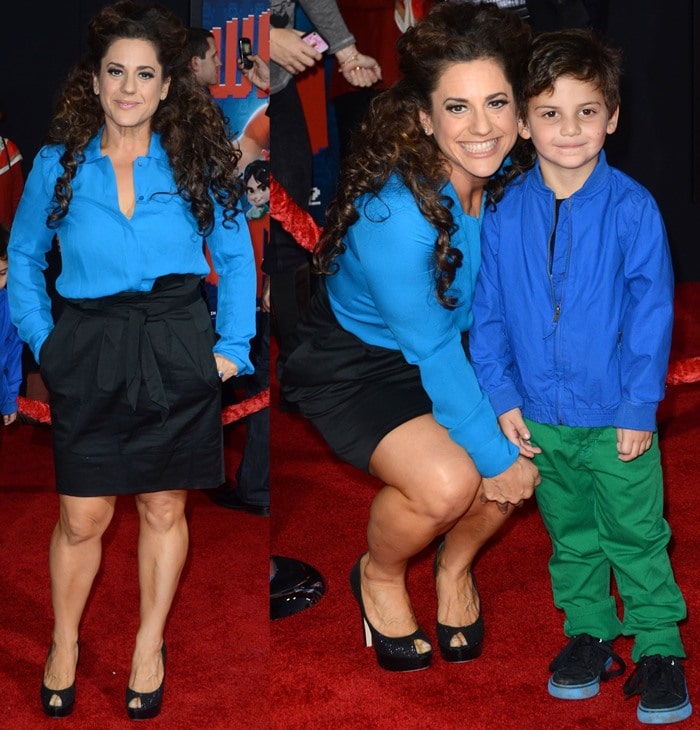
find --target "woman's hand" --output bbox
[498,407,542,458]
[270,28,322,75]
[214,354,238,383]
[335,45,382,88]
[480,455,540,512]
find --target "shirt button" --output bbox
[138,195,144,200]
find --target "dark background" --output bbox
[1,0,698,280]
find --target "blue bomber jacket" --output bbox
[470,150,673,432]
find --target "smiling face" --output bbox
[520,75,618,191]
[246,176,269,208]
[93,37,171,135]
[419,59,519,201]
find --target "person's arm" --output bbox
[206,205,257,379]
[347,190,518,478]
[470,207,525,420]
[615,188,674,432]
[7,149,59,361]
[0,314,23,423]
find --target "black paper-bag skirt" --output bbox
[281,280,434,473]
[39,274,224,497]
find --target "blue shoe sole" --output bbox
[548,675,601,700]
[548,656,612,700]
[637,699,692,725]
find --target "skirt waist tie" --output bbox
[64,274,204,420]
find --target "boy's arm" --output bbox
[615,191,674,432]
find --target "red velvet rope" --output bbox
[270,177,321,253]
[18,389,269,427]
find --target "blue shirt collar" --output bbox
[83,128,166,163]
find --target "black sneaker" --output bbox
[548,633,626,700]
[623,655,692,724]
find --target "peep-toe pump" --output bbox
[126,644,166,720]
[434,542,484,663]
[40,641,80,718]
[350,556,432,672]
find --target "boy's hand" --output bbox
[3,412,17,425]
[498,407,542,458]
[616,427,653,461]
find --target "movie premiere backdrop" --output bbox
[192,0,270,309]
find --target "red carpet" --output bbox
[0,423,269,729]
[270,282,700,729]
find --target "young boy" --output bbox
[0,223,22,425]
[470,29,692,725]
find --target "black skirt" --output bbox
[40,275,224,497]
[280,281,433,472]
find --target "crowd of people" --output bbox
[0,0,692,725]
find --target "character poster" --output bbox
[194,1,270,310]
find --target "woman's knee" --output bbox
[136,491,187,533]
[420,463,481,524]
[58,498,114,544]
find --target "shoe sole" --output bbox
[548,657,612,700]
[548,675,601,700]
[637,699,692,725]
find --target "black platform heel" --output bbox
[40,641,80,718]
[434,542,484,663]
[126,644,166,720]
[349,556,432,672]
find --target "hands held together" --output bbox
[483,407,654,513]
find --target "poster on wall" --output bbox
[191,0,270,311]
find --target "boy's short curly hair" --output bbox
[522,28,622,118]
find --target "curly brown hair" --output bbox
[46,0,243,236]
[316,1,532,307]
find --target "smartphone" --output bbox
[301,31,329,54]
[238,37,254,69]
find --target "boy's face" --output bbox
[520,76,618,183]
[0,258,7,290]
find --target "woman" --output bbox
[281,2,539,672]
[8,1,255,719]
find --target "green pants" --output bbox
[526,421,686,662]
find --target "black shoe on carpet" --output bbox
[548,633,626,700]
[624,655,693,724]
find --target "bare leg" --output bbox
[127,490,188,708]
[361,414,483,649]
[435,498,512,646]
[44,495,116,706]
